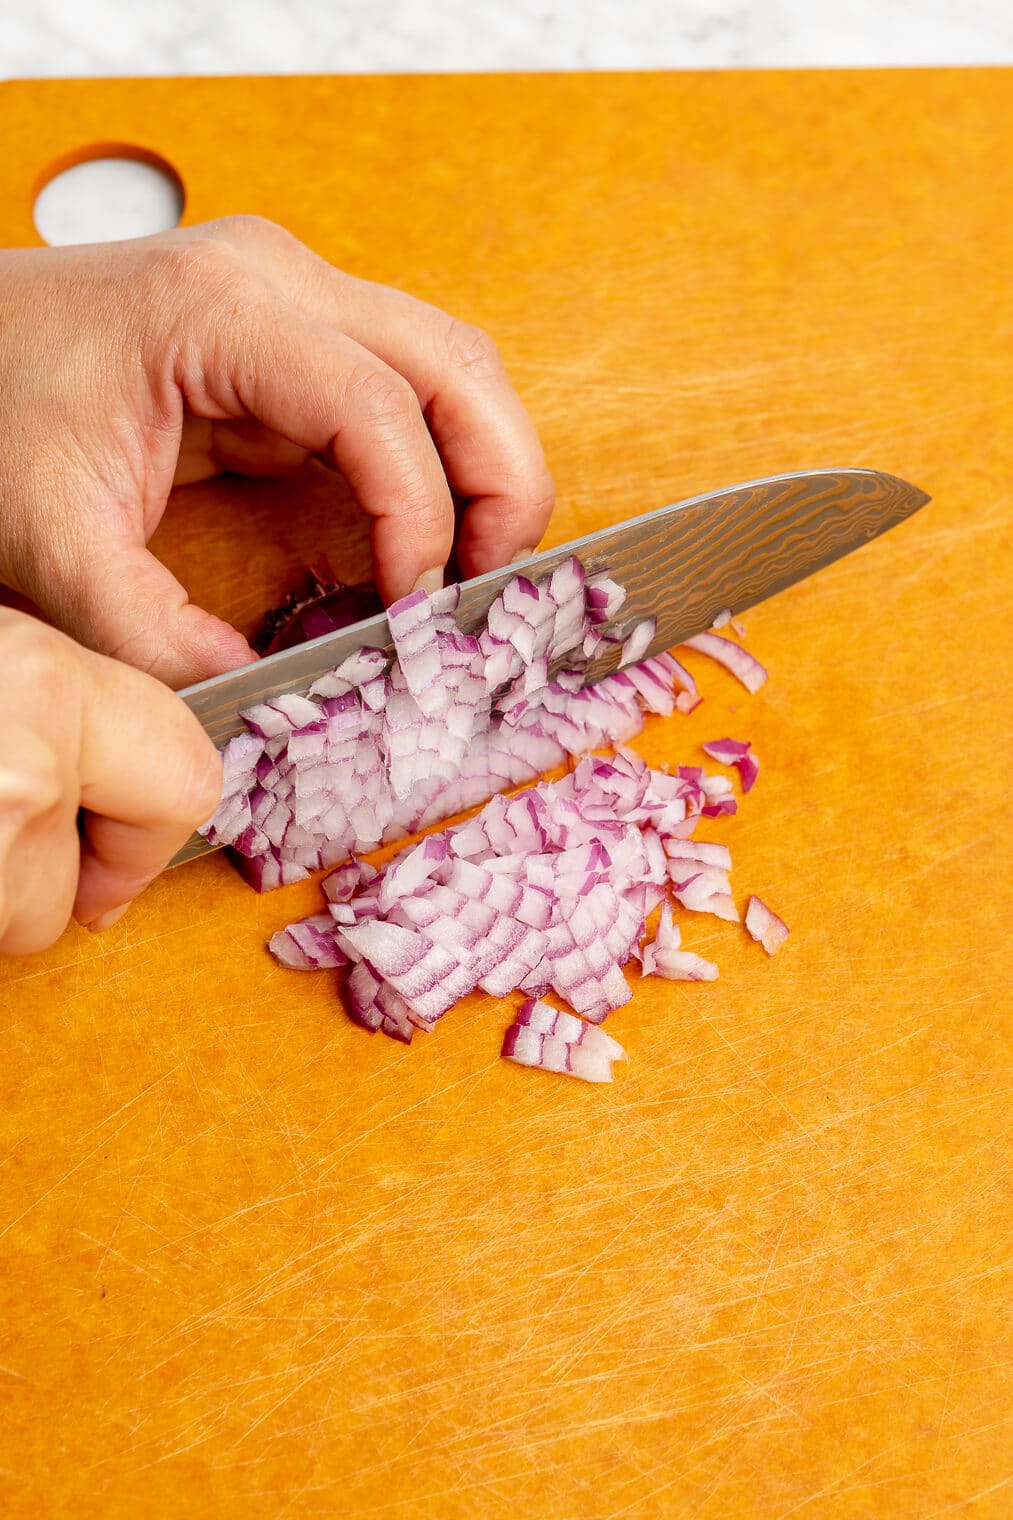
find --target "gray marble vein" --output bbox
[3,0,1012,78]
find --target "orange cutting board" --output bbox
[0,72,1010,1520]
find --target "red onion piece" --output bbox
[663,839,732,870]
[653,948,719,981]
[307,648,388,700]
[585,571,626,625]
[322,857,378,902]
[701,737,749,763]
[701,737,760,793]
[268,913,348,970]
[641,899,680,975]
[619,617,657,668]
[502,999,627,1082]
[745,895,789,955]
[654,900,680,952]
[514,996,623,1057]
[681,632,768,694]
[671,865,740,922]
[736,753,760,792]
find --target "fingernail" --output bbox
[514,546,539,563]
[88,903,131,934]
[412,568,444,597]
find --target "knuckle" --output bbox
[487,474,556,541]
[527,477,556,524]
[506,454,556,528]
[154,235,250,299]
[1,614,65,707]
[442,319,505,380]
[25,745,64,820]
[212,213,293,250]
[0,741,63,838]
[345,367,422,431]
[102,620,175,681]
[393,493,450,540]
[0,621,71,828]
[206,212,296,256]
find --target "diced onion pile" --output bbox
[201,559,703,891]
[202,558,790,1081]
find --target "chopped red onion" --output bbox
[641,899,678,974]
[663,839,732,870]
[701,737,760,793]
[619,617,657,669]
[652,947,720,981]
[700,737,749,763]
[682,632,768,694]
[502,998,627,1083]
[268,747,752,1053]
[201,555,788,1079]
[268,913,349,970]
[671,864,740,921]
[745,895,790,955]
[307,647,388,700]
[513,996,624,1057]
[204,555,720,886]
[322,857,378,903]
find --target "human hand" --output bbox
[0,609,222,953]
[0,217,554,688]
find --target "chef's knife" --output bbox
[173,465,929,864]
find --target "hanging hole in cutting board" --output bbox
[34,144,185,246]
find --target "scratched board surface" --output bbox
[0,72,1010,1520]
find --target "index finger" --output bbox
[192,221,555,576]
[342,282,558,579]
[171,281,457,602]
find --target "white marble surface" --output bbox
[9,0,1011,244]
[3,0,1011,76]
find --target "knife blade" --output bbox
[172,465,928,865]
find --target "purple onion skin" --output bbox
[254,564,383,656]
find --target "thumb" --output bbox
[57,541,256,690]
